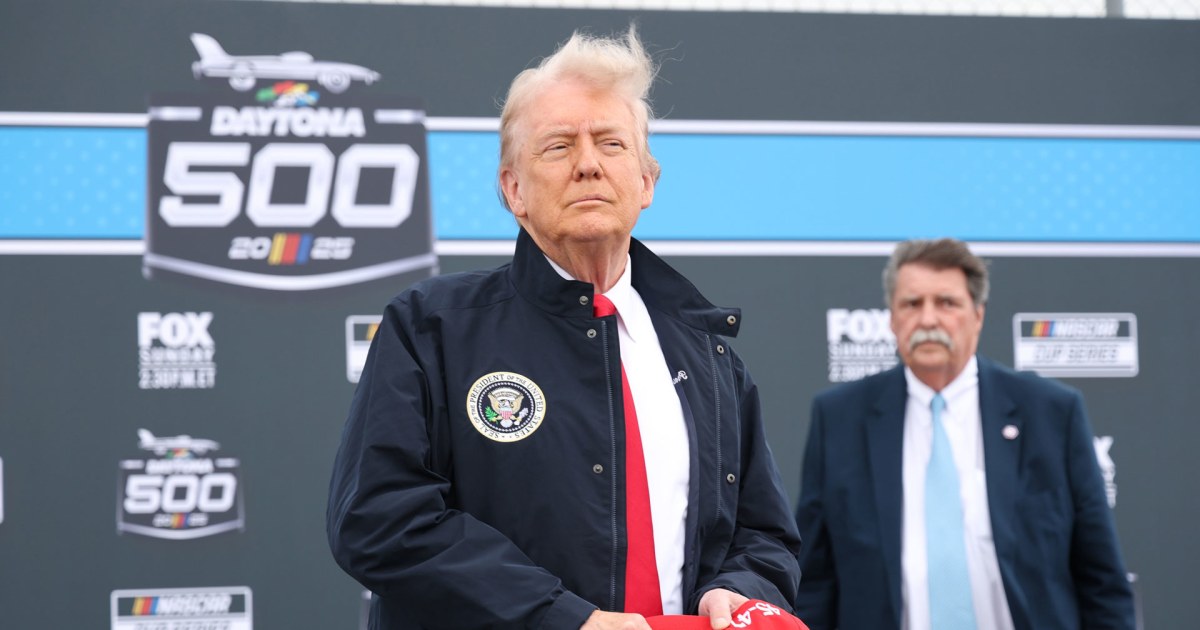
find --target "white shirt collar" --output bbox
[544,253,646,342]
[903,354,979,411]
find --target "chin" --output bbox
[563,221,628,243]
[906,351,951,369]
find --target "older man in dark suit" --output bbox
[794,238,1134,630]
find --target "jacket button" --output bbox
[593,464,604,474]
[716,344,725,355]
[579,295,590,306]
[726,315,737,326]
[726,473,736,484]
[587,329,597,338]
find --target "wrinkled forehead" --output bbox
[894,263,972,296]
[511,80,644,144]
[531,119,636,143]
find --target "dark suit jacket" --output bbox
[794,356,1134,630]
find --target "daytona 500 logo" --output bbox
[118,429,243,540]
[144,36,435,291]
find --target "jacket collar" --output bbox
[507,228,741,337]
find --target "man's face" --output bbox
[499,78,654,250]
[889,263,985,389]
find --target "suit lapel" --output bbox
[866,368,908,625]
[978,357,1022,587]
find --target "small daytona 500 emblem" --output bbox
[466,372,546,442]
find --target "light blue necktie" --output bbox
[926,393,977,629]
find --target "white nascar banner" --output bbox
[1012,313,1139,377]
[111,586,252,630]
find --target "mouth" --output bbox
[571,195,608,205]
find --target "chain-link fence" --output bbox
[249,0,1200,19]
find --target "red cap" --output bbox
[647,600,809,630]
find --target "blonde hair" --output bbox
[497,26,661,210]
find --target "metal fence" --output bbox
[241,0,1200,19]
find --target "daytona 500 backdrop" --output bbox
[2,1,1199,628]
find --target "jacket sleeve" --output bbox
[1064,391,1136,629]
[326,299,597,630]
[792,397,838,629]
[695,358,802,612]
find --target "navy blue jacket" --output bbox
[794,356,1134,630]
[328,230,801,629]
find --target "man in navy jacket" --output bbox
[328,27,800,630]
[794,238,1134,629]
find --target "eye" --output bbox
[539,143,569,159]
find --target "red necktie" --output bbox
[593,293,662,616]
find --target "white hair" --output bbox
[497,26,661,210]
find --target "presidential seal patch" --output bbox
[466,372,547,442]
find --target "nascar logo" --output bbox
[228,233,354,264]
[1013,312,1138,377]
[128,594,231,616]
[112,586,252,630]
[345,315,382,383]
[1028,318,1121,338]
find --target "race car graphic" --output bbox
[137,429,220,456]
[190,33,381,94]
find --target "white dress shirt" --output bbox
[547,255,690,614]
[901,356,1014,630]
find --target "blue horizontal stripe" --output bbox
[2,126,1198,241]
[0,127,147,238]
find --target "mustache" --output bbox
[909,328,954,352]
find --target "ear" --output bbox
[639,171,655,210]
[500,168,525,217]
[974,302,986,333]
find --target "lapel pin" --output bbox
[1002,425,1019,440]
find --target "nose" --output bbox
[917,301,939,327]
[573,140,602,180]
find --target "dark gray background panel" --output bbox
[2,1,1199,124]
[2,252,1196,627]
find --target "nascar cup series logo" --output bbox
[138,311,216,389]
[144,33,435,291]
[111,586,252,630]
[466,372,547,443]
[118,429,243,540]
[1013,313,1138,377]
[826,308,898,382]
[345,315,382,383]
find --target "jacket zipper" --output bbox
[602,320,618,611]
